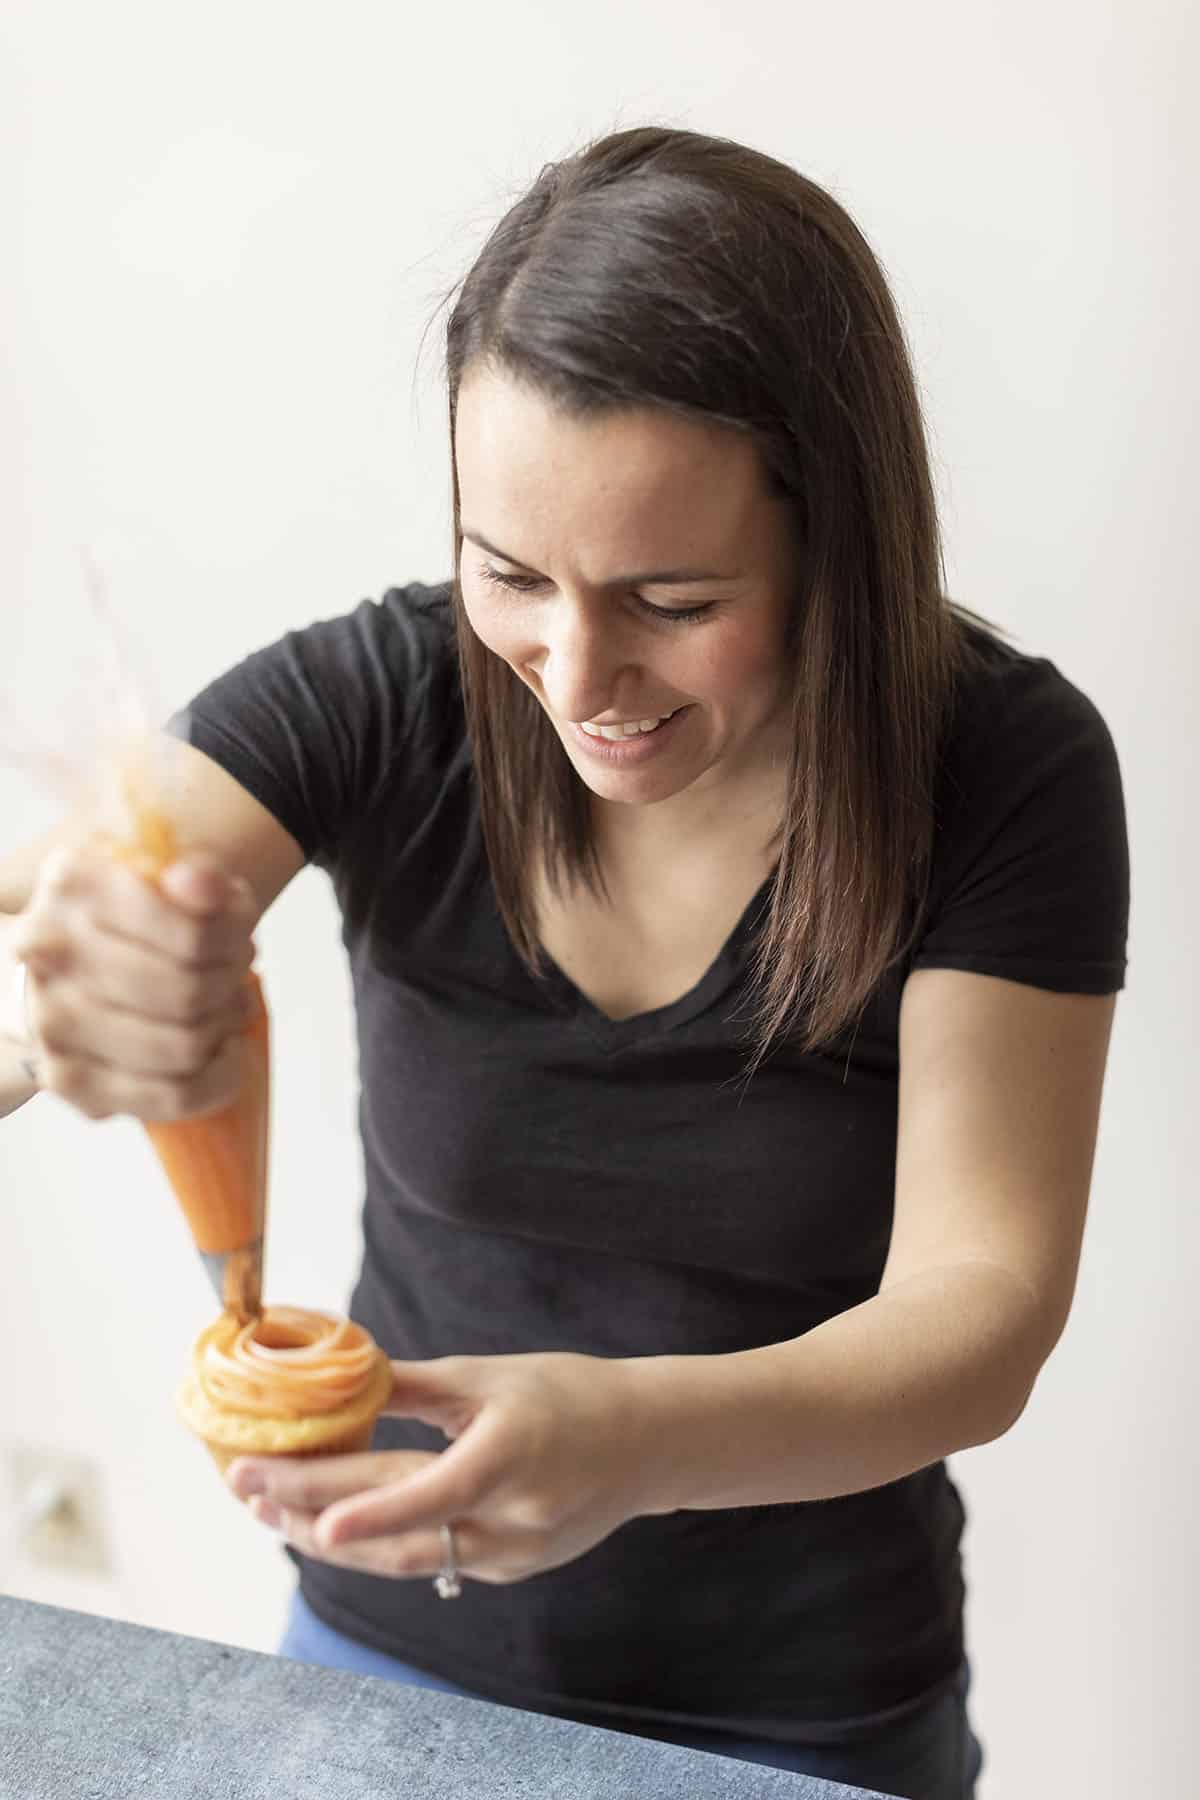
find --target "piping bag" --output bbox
[2,552,268,1322]
[98,753,270,1324]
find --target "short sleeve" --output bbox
[167,582,458,868]
[911,649,1130,994]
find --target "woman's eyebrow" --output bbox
[461,527,738,587]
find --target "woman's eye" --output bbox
[638,599,715,625]
[476,564,542,594]
[474,562,715,624]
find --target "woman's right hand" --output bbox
[11,845,259,1123]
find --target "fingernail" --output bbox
[249,1496,283,1530]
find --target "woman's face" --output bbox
[455,364,798,811]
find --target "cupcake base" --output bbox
[197,1416,380,1481]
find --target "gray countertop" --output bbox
[0,1594,890,1800]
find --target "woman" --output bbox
[0,128,1128,1797]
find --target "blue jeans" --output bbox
[278,1590,983,1797]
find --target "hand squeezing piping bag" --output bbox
[98,757,270,1323]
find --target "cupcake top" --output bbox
[195,1307,385,1420]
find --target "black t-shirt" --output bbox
[176,581,1129,1745]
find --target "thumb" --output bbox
[158,855,248,915]
[319,1403,511,1546]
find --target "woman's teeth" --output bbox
[580,711,676,741]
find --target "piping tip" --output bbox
[198,1239,264,1323]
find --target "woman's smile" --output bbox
[568,704,691,761]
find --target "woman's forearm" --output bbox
[0,913,39,1120]
[629,1260,1052,1513]
[0,1042,39,1119]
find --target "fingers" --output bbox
[33,1033,248,1122]
[229,1450,492,1577]
[246,1497,528,1586]
[24,960,252,1121]
[318,1410,515,1547]
[13,843,259,1122]
[227,1413,513,1552]
[30,967,249,1077]
[47,913,254,1021]
[226,1449,440,1509]
[22,846,257,968]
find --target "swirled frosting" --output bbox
[197,1307,383,1419]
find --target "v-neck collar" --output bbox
[534,870,777,1050]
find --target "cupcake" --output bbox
[177,1306,394,1481]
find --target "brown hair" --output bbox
[443,125,996,1060]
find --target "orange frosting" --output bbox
[196,1308,384,1420]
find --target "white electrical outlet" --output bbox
[2,1446,114,1576]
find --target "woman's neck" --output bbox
[590,756,788,876]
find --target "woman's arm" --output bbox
[228,969,1118,1580]
[629,968,1118,1509]
[1,827,78,1117]
[1,944,41,1120]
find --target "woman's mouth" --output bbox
[567,706,689,762]
[579,707,680,740]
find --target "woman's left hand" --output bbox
[225,1351,668,1584]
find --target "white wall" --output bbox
[1,3,1194,1794]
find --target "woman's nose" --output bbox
[537,598,630,722]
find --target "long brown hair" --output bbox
[443,125,996,1059]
